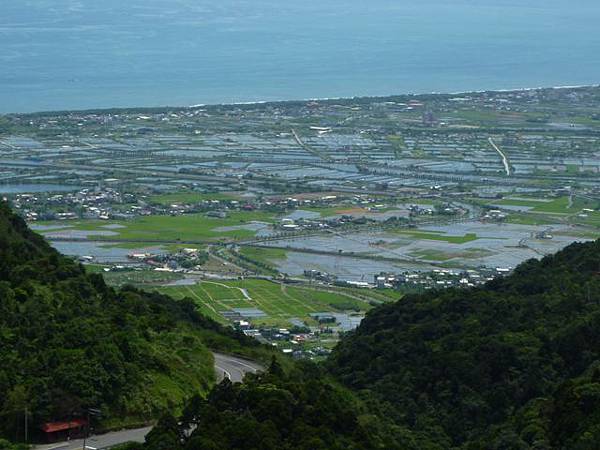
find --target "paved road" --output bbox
[213,352,264,383]
[489,137,511,176]
[34,353,263,450]
[33,426,152,450]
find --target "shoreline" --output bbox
[198,83,600,108]
[4,83,600,117]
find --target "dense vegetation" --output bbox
[125,359,409,450]
[0,202,257,443]
[330,239,600,448]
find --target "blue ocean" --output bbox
[1,0,599,113]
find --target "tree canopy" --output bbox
[133,360,417,450]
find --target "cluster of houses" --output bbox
[127,247,207,271]
[482,209,508,222]
[232,315,360,359]
[304,266,514,293]
[375,266,512,291]
[10,188,143,221]
[10,180,465,234]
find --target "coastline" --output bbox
[194,83,600,109]
[4,83,599,117]
[209,83,600,107]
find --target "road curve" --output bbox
[213,352,264,383]
[33,353,264,450]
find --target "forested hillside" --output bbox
[123,359,416,450]
[329,239,600,448]
[0,201,257,442]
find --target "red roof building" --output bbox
[41,418,87,442]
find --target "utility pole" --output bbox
[82,408,89,450]
[24,407,28,444]
[82,407,102,450]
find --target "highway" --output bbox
[33,353,263,450]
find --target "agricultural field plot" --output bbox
[574,210,600,228]
[37,210,277,243]
[505,213,561,226]
[290,205,410,220]
[495,196,597,215]
[494,196,600,229]
[409,248,494,262]
[391,230,479,244]
[262,220,599,278]
[302,207,349,218]
[334,286,402,303]
[238,247,288,275]
[157,279,374,328]
[148,191,246,205]
[85,265,185,287]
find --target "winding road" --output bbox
[213,352,264,383]
[33,353,263,450]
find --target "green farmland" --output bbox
[392,229,479,244]
[573,210,600,228]
[38,210,276,243]
[496,196,597,214]
[157,279,377,328]
[239,247,287,265]
[148,191,244,205]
